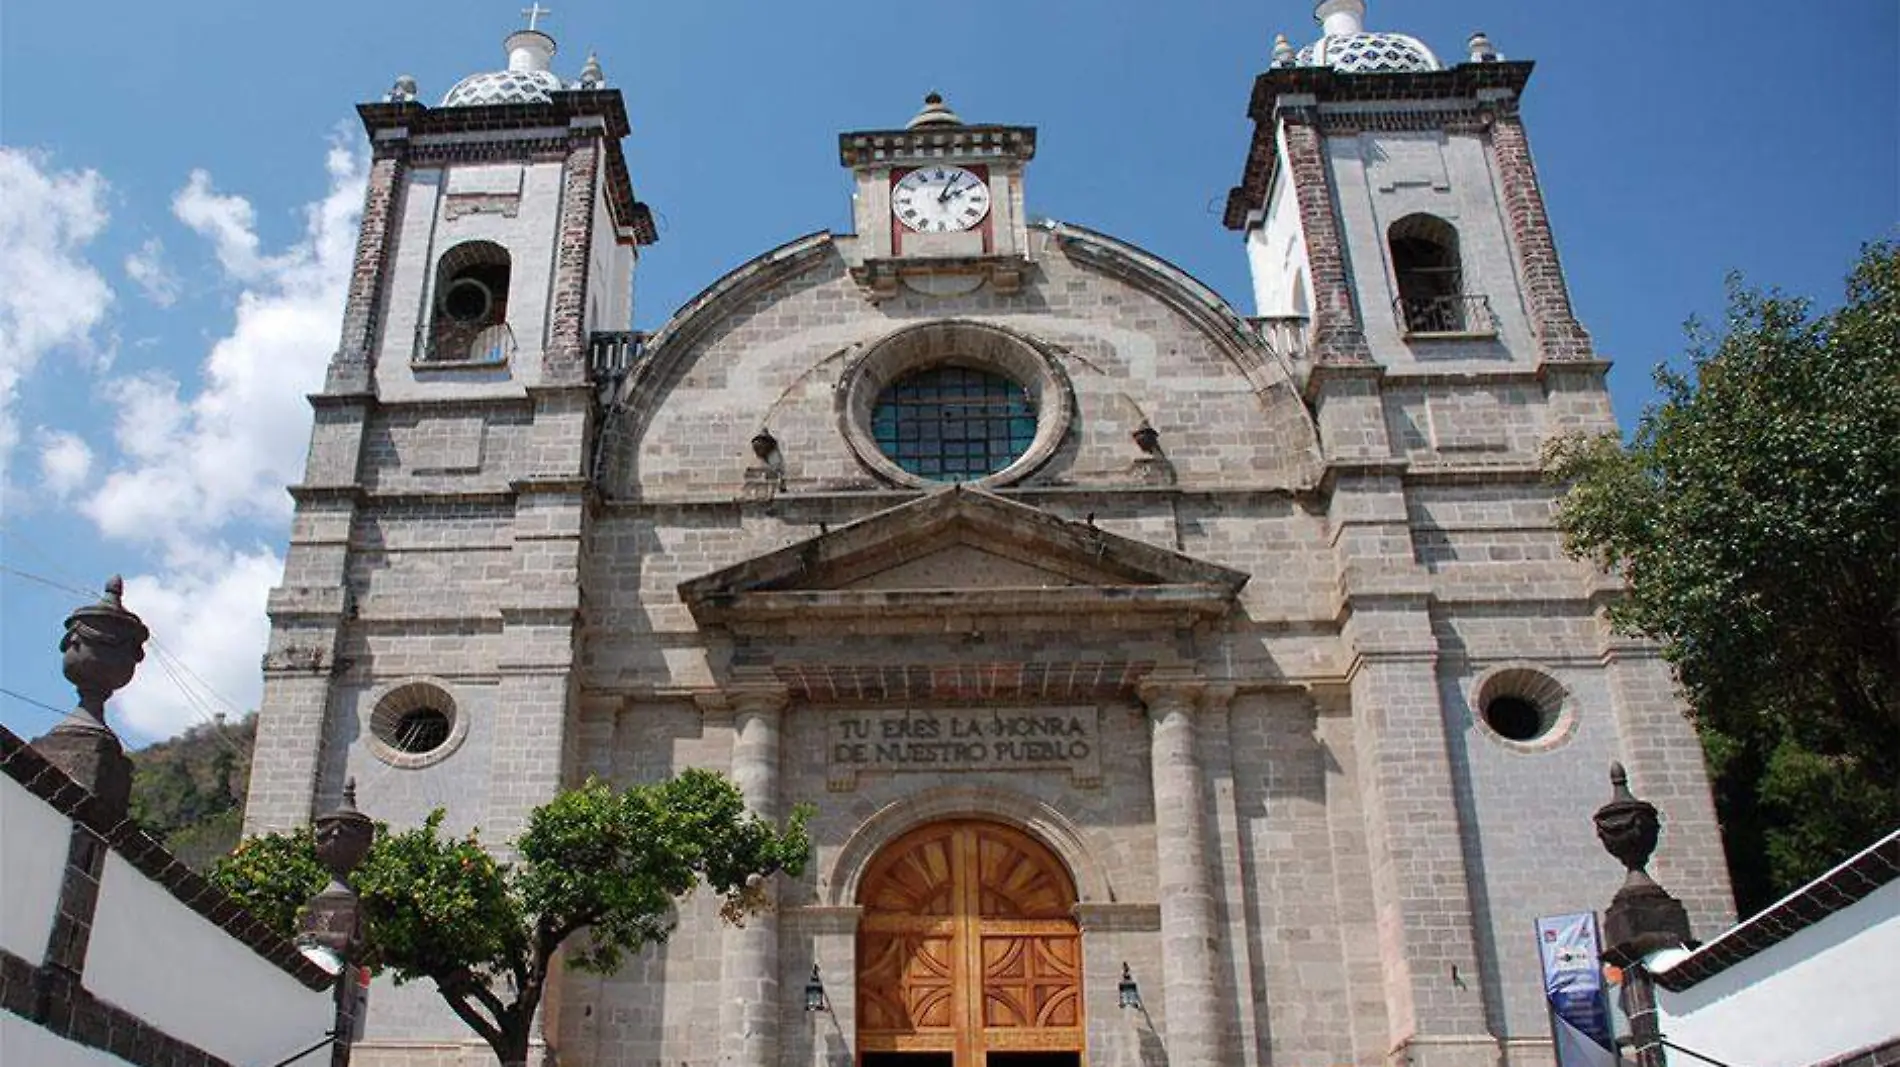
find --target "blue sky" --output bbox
[1,0,1894,745]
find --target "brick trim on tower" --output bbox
[326,148,408,394]
[1280,111,1372,364]
[1483,96,1594,361]
[545,130,602,384]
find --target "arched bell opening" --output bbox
[855,819,1084,1067]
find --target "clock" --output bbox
[892,166,992,233]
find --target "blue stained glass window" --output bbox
[872,366,1036,481]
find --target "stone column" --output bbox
[721,679,788,1067]
[1139,675,1224,1065]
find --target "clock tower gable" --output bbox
[839,93,1036,299]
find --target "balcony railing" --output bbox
[1395,293,1497,337]
[1246,315,1312,361]
[588,331,644,385]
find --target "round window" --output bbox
[839,321,1073,490]
[1471,665,1574,750]
[872,366,1037,482]
[368,679,467,768]
[391,708,452,753]
[1481,695,1545,742]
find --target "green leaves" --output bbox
[1546,242,1900,913]
[207,772,813,1065]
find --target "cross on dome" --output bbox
[521,3,552,31]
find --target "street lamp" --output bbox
[300,779,375,1067]
[1117,963,1143,1011]
[803,964,831,1013]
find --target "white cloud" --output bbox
[114,549,282,740]
[35,428,94,499]
[123,237,181,307]
[80,138,366,740]
[172,168,272,282]
[84,141,366,557]
[0,148,112,489]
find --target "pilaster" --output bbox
[545,126,602,385]
[719,675,789,1067]
[1482,91,1593,363]
[327,136,408,395]
[1138,673,1225,1066]
[1279,103,1371,365]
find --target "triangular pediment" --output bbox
[678,487,1247,632]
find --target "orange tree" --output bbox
[213,771,810,1067]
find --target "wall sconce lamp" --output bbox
[804,964,831,1013]
[1117,962,1143,1011]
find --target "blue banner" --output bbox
[1535,912,1616,1067]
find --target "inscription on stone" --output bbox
[827,707,1101,790]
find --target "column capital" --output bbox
[1136,670,1206,718]
[724,667,790,717]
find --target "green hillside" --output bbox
[128,714,256,871]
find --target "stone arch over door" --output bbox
[856,819,1085,1066]
[826,785,1115,908]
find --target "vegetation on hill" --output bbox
[128,713,255,870]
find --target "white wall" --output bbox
[86,851,334,1067]
[0,772,68,959]
[1656,879,1900,1067]
[0,1015,132,1067]
[1246,126,1310,319]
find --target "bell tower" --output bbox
[1221,4,1730,1066]
[247,12,655,855]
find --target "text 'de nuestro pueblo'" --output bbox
[826,707,1101,789]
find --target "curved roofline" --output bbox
[1044,220,1298,394]
[613,230,835,416]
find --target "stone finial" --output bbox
[1467,31,1499,63]
[579,51,604,89]
[906,91,964,130]
[1271,33,1297,67]
[387,74,419,102]
[1594,762,1661,886]
[1595,762,1694,962]
[35,576,151,817]
[57,575,150,733]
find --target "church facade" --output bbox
[244,3,1734,1065]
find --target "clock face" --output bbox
[892,166,992,233]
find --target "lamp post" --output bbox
[301,780,375,1067]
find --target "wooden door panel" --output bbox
[857,820,1084,1065]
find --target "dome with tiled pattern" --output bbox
[1295,31,1440,73]
[440,29,580,108]
[1280,0,1442,75]
[442,67,566,107]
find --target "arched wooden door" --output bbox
[857,820,1085,1066]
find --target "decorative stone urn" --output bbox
[36,576,150,817]
[302,779,375,958]
[1594,762,1693,963]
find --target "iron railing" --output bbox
[1246,315,1312,361]
[587,331,644,384]
[1394,293,1497,337]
